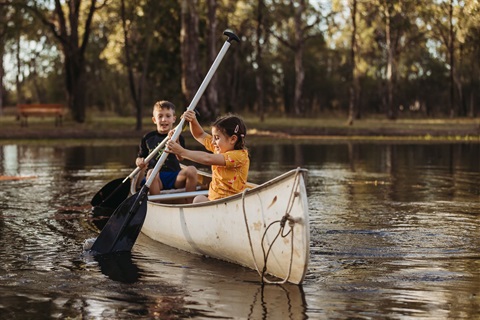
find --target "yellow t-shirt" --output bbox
[204,134,250,200]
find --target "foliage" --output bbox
[0,0,478,123]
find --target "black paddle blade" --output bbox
[90,191,148,254]
[91,178,131,208]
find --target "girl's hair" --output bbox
[212,114,247,150]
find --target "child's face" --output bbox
[152,108,176,134]
[211,126,237,154]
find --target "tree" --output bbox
[120,0,153,131]
[291,0,307,116]
[448,0,455,117]
[270,0,320,116]
[205,0,219,118]
[383,0,395,119]
[2,0,479,120]
[421,0,467,117]
[461,1,480,117]
[254,0,266,121]
[347,0,359,125]
[24,0,106,123]
[0,4,7,114]
[180,0,204,118]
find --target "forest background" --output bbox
[0,0,479,132]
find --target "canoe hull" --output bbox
[141,168,310,284]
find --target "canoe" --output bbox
[132,167,310,285]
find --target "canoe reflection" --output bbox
[134,234,307,319]
[248,284,307,319]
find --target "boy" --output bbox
[136,100,197,197]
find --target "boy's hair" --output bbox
[153,100,176,113]
[212,113,247,150]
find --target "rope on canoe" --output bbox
[242,168,302,284]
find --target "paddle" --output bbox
[90,30,240,254]
[90,129,173,208]
[90,117,196,229]
[89,123,182,229]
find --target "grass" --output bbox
[0,110,479,143]
[244,114,479,130]
[243,114,480,142]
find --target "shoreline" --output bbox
[0,129,478,144]
[0,115,479,143]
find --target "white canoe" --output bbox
[136,167,310,285]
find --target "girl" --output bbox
[166,111,249,203]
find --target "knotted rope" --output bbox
[242,168,302,284]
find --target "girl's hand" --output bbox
[181,110,196,123]
[166,139,184,155]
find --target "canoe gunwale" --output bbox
[147,167,308,208]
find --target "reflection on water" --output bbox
[0,140,479,319]
[94,252,141,283]
[133,234,308,319]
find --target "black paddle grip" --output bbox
[223,29,240,43]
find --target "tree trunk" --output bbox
[121,0,151,131]
[121,0,138,129]
[26,0,101,123]
[448,0,455,118]
[206,0,219,118]
[293,0,305,116]
[255,0,265,122]
[181,0,208,119]
[456,43,465,116]
[347,0,359,125]
[62,1,86,123]
[385,1,396,120]
[64,51,86,123]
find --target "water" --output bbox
[0,139,479,319]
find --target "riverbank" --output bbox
[0,114,479,142]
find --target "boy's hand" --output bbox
[136,157,147,168]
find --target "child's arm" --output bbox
[167,130,185,162]
[166,139,226,166]
[182,110,208,145]
[136,138,149,168]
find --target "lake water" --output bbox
[0,138,479,319]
